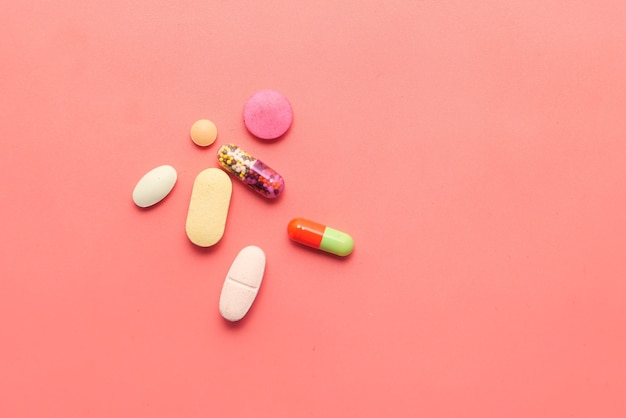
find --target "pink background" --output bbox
[2,1,626,417]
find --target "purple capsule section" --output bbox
[247,160,285,198]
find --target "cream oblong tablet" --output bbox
[185,168,232,247]
[219,246,266,322]
[132,165,177,208]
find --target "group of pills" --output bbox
[132,90,354,322]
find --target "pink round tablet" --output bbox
[243,90,293,140]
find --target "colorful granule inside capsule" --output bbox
[217,144,285,198]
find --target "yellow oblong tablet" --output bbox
[186,168,232,247]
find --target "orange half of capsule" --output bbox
[288,218,325,248]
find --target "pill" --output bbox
[185,168,232,247]
[132,165,177,208]
[219,246,266,322]
[287,218,354,256]
[217,144,285,198]
[190,119,218,147]
[243,89,293,140]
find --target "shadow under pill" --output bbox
[222,317,246,329]
[132,190,176,212]
[229,182,286,205]
[288,240,355,260]
[186,238,223,255]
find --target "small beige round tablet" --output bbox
[190,119,218,147]
[219,246,266,322]
[185,168,232,247]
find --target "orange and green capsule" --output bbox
[287,218,354,256]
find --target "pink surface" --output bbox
[1,1,626,417]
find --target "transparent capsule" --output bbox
[217,144,285,198]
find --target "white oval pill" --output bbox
[186,168,232,247]
[219,246,266,322]
[132,165,177,208]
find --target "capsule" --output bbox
[287,218,354,256]
[217,144,285,198]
